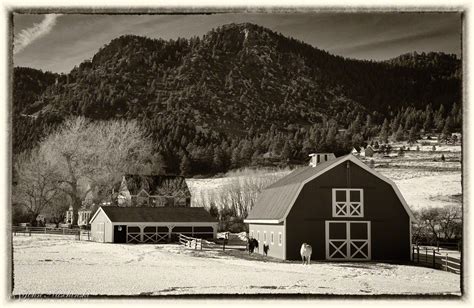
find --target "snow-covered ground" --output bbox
[12,235,460,296]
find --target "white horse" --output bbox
[300,243,312,265]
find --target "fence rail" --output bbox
[178,233,203,250]
[12,226,91,241]
[412,245,461,274]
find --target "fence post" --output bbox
[44,227,46,234]
[432,249,436,268]
[425,247,428,263]
[445,253,448,272]
[417,246,420,263]
[412,246,415,261]
[63,228,65,235]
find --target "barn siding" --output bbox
[285,161,410,261]
[90,210,113,243]
[249,223,285,259]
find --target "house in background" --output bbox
[113,174,191,207]
[89,206,218,243]
[361,145,375,158]
[244,153,415,262]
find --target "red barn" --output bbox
[244,154,415,261]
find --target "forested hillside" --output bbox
[12,23,462,176]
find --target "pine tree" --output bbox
[395,124,405,141]
[209,203,219,218]
[179,155,192,176]
[423,109,434,132]
[380,118,390,142]
[281,140,292,160]
[408,126,418,143]
[230,147,240,169]
[442,115,454,138]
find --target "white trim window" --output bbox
[257,231,260,241]
[278,232,282,246]
[250,231,254,238]
[332,188,364,217]
[263,231,267,243]
[270,232,274,245]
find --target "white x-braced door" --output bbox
[325,221,371,260]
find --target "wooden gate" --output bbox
[143,226,169,243]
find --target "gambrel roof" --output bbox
[244,154,415,223]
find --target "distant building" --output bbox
[351,147,360,155]
[308,153,336,167]
[361,146,375,158]
[113,175,191,207]
[78,206,92,227]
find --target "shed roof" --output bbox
[93,206,217,223]
[245,154,415,222]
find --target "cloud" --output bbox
[14,14,61,54]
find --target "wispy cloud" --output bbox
[14,14,61,54]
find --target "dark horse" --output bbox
[247,238,259,254]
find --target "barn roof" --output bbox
[245,154,415,223]
[92,206,218,223]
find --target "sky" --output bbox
[12,12,462,73]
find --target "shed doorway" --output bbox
[114,225,127,243]
[325,221,371,260]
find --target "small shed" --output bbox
[89,206,218,243]
[244,154,415,262]
[361,146,375,157]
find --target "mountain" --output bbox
[12,23,462,174]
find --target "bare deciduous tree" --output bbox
[413,205,462,244]
[12,149,59,225]
[39,117,154,224]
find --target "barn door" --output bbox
[325,221,371,260]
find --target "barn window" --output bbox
[332,189,364,217]
[257,231,260,240]
[278,232,282,246]
[263,231,267,243]
[270,232,274,245]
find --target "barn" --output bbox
[244,154,415,261]
[89,206,218,243]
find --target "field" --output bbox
[11,235,460,296]
[187,145,462,212]
[11,145,462,297]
